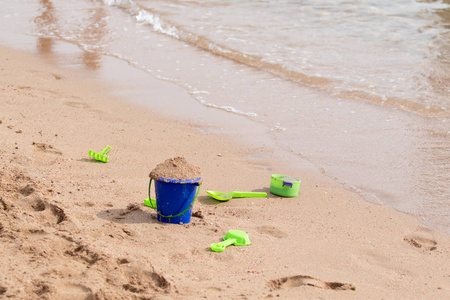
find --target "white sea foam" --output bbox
[135,10,179,38]
[203,103,257,118]
[103,0,179,38]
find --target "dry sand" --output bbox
[1,45,449,299]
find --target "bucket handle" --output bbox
[282,181,293,188]
[147,179,201,218]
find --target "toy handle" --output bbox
[282,181,293,188]
[100,146,111,155]
[210,238,236,252]
[230,192,267,198]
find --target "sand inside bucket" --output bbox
[149,157,201,181]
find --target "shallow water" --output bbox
[0,0,449,233]
[132,0,450,115]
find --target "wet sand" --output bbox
[1,45,450,299]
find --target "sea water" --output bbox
[0,0,449,233]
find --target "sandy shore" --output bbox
[1,45,449,299]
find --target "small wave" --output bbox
[101,0,333,86]
[103,0,179,37]
[203,102,257,118]
[191,90,210,95]
[270,125,287,132]
[102,0,449,119]
[135,10,179,38]
[334,89,449,118]
[103,0,134,8]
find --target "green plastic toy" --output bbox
[210,230,251,252]
[88,146,111,163]
[206,190,267,201]
[143,197,156,209]
[269,174,301,197]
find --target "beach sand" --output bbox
[1,45,449,299]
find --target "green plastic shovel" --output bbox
[206,190,267,201]
[211,230,251,252]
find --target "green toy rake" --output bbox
[88,146,111,163]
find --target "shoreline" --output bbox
[1,0,449,236]
[1,45,450,299]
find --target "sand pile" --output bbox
[149,157,201,181]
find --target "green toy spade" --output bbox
[211,230,251,252]
[206,190,267,201]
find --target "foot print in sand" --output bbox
[19,184,36,197]
[52,73,62,80]
[122,268,171,294]
[404,235,437,251]
[30,70,62,81]
[49,203,67,224]
[0,197,9,210]
[268,275,356,291]
[33,280,53,297]
[65,244,102,265]
[28,197,67,225]
[0,286,7,296]
[256,225,288,238]
[53,283,93,299]
[118,258,130,265]
[32,142,62,155]
[31,198,46,212]
[114,204,140,220]
[63,101,90,109]
[98,203,149,224]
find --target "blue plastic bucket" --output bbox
[149,177,201,224]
